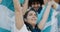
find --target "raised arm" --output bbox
[38,1,52,30]
[23,0,29,15]
[13,0,24,30]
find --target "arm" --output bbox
[38,1,52,30]
[22,0,29,15]
[13,0,24,30]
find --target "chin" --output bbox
[32,22,36,25]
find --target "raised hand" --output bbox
[13,0,24,30]
[23,0,29,15]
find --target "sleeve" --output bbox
[18,24,29,32]
[13,24,29,32]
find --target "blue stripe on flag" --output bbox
[42,26,51,32]
[1,0,14,11]
[0,28,11,32]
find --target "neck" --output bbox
[25,22,36,29]
[34,8,38,11]
[31,24,36,29]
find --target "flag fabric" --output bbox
[0,4,14,32]
[1,0,14,11]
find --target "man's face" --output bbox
[0,0,2,3]
[31,2,40,11]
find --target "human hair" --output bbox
[28,0,44,7]
[23,8,39,31]
[59,0,60,4]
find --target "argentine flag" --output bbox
[0,1,15,32]
[1,0,14,11]
[42,8,58,32]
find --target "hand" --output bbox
[48,0,53,6]
[52,4,57,9]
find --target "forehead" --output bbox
[28,11,36,14]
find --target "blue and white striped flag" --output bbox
[0,3,14,32]
[42,8,58,32]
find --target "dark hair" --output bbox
[28,0,44,7]
[23,8,37,21]
[59,0,60,4]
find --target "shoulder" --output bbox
[20,24,29,32]
[13,24,29,32]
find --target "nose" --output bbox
[32,15,37,19]
[32,16,35,18]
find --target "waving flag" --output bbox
[1,0,14,11]
[0,0,15,32]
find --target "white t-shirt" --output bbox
[11,15,29,32]
[10,16,29,32]
[12,24,29,32]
